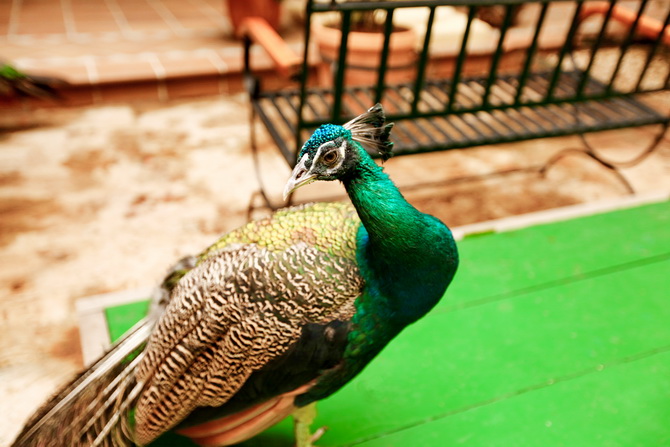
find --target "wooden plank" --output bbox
[354,350,670,447]
[306,258,670,445]
[105,300,150,343]
[76,287,154,364]
[441,200,670,310]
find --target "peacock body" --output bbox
[12,105,458,447]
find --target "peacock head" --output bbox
[283,104,394,200]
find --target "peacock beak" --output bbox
[283,156,317,200]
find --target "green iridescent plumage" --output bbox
[202,202,360,260]
[299,124,352,159]
[12,104,458,447]
[291,107,458,406]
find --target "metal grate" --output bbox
[246,0,670,168]
[254,69,668,164]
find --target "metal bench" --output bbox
[241,0,670,204]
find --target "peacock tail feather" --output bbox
[11,320,149,447]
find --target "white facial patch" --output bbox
[295,153,308,171]
[313,140,346,175]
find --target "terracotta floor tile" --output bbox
[164,8,205,18]
[112,0,154,10]
[16,59,91,85]
[203,0,223,11]
[19,3,63,14]
[70,10,118,21]
[167,8,210,18]
[0,1,11,15]
[120,11,164,23]
[99,81,160,103]
[61,86,96,107]
[116,8,162,21]
[167,9,221,21]
[69,0,109,9]
[186,1,225,20]
[158,53,221,78]
[0,0,304,106]
[221,72,244,94]
[71,18,123,34]
[57,63,92,85]
[161,0,204,9]
[175,16,225,30]
[126,21,174,32]
[16,19,67,35]
[165,5,222,21]
[114,0,155,7]
[95,58,157,83]
[165,75,222,99]
[219,48,270,73]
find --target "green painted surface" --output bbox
[442,201,670,311]
[104,200,670,447]
[105,299,150,343]
[354,351,670,447]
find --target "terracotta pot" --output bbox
[312,23,417,87]
[226,0,281,38]
[580,1,670,45]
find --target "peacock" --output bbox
[11,104,459,447]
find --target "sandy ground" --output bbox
[1,93,669,445]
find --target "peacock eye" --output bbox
[322,150,338,165]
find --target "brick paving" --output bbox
[1,0,303,105]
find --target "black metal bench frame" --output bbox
[243,0,670,206]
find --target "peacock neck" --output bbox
[343,149,458,324]
[344,155,420,249]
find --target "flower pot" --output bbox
[312,23,417,87]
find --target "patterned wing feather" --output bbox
[133,203,363,444]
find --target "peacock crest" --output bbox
[299,124,351,160]
[343,103,394,161]
[299,104,394,162]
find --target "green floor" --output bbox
[106,200,670,447]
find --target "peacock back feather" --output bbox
[133,202,367,443]
[201,202,360,260]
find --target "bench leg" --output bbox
[247,103,291,219]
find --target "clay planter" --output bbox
[312,23,417,87]
[226,0,281,38]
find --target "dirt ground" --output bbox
[0,93,669,445]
